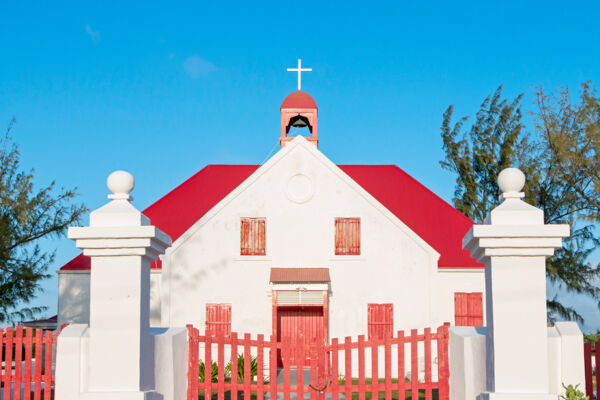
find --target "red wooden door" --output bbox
[277,306,324,367]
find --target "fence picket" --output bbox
[331,338,339,400]
[5,327,14,400]
[371,338,378,400]
[595,341,600,400]
[283,338,290,400]
[358,335,366,400]
[297,338,304,400]
[424,328,432,400]
[384,335,391,400]
[257,334,264,400]
[243,333,251,400]
[15,326,23,400]
[205,330,213,400]
[217,332,225,400]
[584,342,593,398]
[231,332,238,400]
[310,344,319,400]
[410,329,418,400]
[397,330,405,400]
[24,327,33,400]
[344,337,352,400]
[269,336,277,400]
[43,331,52,400]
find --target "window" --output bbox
[205,303,232,337]
[335,217,360,255]
[367,303,393,340]
[240,217,266,256]
[454,292,483,326]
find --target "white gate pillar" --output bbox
[68,171,171,400]
[463,168,569,400]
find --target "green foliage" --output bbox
[440,84,600,323]
[560,383,588,400]
[0,118,86,323]
[198,360,221,383]
[225,354,258,383]
[584,330,600,343]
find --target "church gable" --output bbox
[167,135,439,260]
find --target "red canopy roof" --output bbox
[60,164,481,271]
[270,268,331,283]
[281,91,318,109]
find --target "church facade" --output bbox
[57,88,485,346]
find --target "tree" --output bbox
[0,118,86,323]
[440,84,600,323]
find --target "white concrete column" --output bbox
[463,168,569,400]
[68,171,171,400]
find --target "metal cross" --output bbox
[287,59,312,91]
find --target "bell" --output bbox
[291,118,308,128]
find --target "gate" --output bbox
[1,326,59,400]
[187,323,449,400]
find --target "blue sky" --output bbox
[1,1,600,331]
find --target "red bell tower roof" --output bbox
[281,90,318,110]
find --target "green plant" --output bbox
[560,383,589,400]
[225,354,258,383]
[198,360,220,383]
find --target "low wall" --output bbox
[449,322,585,400]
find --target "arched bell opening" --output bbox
[285,115,313,137]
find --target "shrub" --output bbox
[198,360,220,383]
[560,384,589,400]
[226,354,258,383]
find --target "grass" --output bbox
[195,378,438,400]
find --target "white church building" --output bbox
[57,80,485,347]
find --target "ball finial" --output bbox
[107,170,134,200]
[498,168,525,195]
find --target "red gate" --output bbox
[187,323,450,400]
[1,326,59,400]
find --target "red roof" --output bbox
[281,91,318,109]
[61,164,481,271]
[270,268,331,283]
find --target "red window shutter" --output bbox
[241,218,266,256]
[335,218,360,255]
[368,303,393,341]
[454,293,469,326]
[455,292,484,326]
[206,304,232,337]
[467,292,483,326]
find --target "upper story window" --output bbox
[454,292,483,326]
[335,217,360,255]
[240,217,266,256]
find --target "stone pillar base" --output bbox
[82,390,162,400]
[478,392,557,400]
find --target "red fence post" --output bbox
[269,336,277,400]
[595,341,600,400]
[437,324,450,400]
[584,342,592,398]
[243,333,252,400]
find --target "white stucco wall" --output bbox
[161,137,485,338]
[58,270,163,327]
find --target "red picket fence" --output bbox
[1,326,59,400]
[187,323,450,400]
[584,341,598,399]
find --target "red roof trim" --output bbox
[60,164,481,271]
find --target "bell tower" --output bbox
[281,59,318,148]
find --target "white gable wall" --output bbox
[161,137,484,337]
